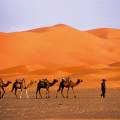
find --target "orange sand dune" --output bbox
[0,65,29,74]
[109,62,120,67]
[0,24,120,70]
[87,28,120,39]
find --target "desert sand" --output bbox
[0,89,120,120]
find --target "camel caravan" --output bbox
[0,77,83,99]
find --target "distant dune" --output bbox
[0,24,120,88]
[109,62,120,67]
[87,28,120,39]
[0,24,120,69]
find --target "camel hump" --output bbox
[16,79,24,84]
[79,79,83,82]
[53,79,58,82]
[64,77,71,83]
[39,80,47,86]
[8,81,12,84]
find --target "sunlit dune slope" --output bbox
[0,24,120,70]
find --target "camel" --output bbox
[36,79,58,99]
[12,79,36,99]
[56,78,83,98]
[0,79,12,99]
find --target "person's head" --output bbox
[102,79,106,82]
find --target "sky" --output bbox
[0,0,120,32]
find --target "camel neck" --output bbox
[3,82,10,87]
[49,81,56,87]
[74,80,80,86]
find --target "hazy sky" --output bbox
[0,0,120,32]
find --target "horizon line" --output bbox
[1,23,120,33]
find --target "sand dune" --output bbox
[0,65,29,74]
[0,24,120,87]
[0,24,120,70]
[87,28,120,39]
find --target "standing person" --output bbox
[101,79,106,98]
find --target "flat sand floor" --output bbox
[0,88,120,120]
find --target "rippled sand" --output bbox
[0,89,120,120]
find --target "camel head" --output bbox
[2,80,12,87]
[22,78,25,83]
[49,79,58,87]
[53,79,58,83]
[76,79,83,84]
[8,81,12,84]
[80,79,83,82]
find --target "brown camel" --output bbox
[12,79,36,99]
[36,79,58,99]
[56,78,83,98]
[0,79,12,99]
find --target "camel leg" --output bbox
[11,83,15,92]
[20,89,23,99]
[15,88,18,98]
[36,85,42,99]
[25,89,29,98]
[72,87,76,98]
[0,89,1,99]
[66,87,70,98]
[61,88,65,98]
[46,88,50,98]
[45,88,48,98]
[36,87,39,99]
[56,89,59,98]
[39,89,42,98]
[36,87,42,99]
[1,87,5,98]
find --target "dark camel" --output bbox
[36,79,58,99]
[12,79,36,99]
[0,79,12,99]
[56,78,83,98]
